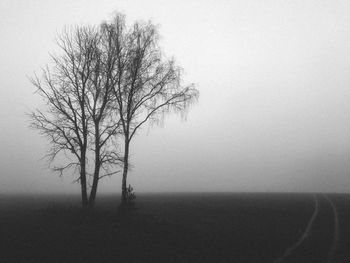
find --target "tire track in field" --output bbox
[323,195,340,263]
[273,194,320,263]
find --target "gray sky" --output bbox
[1,0,350,194]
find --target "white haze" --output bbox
[1,0,350,194]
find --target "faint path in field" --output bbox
[323,195,340,263]
[273,194,320,263]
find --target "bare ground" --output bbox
[0,193,349,263]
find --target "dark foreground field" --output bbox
[0,193,349,263]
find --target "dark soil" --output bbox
[0,193,348,263]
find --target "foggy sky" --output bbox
[1,0,350,194]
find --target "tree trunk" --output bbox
[80,153,88,208]
[89,126,100,208]
[80,87,88,208]
[89,162,100,208]
[121,139,129,205]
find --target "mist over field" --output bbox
[2,2,350,262]
[1,0,350,194]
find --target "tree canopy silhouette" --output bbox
[29,26,121,208]
[101,14,199,206]
[29,13,199,208]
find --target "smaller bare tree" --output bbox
[86,31,123,207]
[30,25,121,208]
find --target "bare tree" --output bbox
[29,26,120,208]
[86,27,122,207]
[102,14,199,207]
